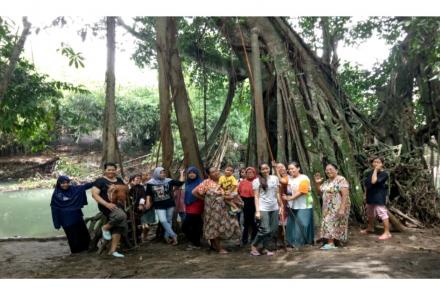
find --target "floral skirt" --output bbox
[320,199,350,242]
[203,193,241,240]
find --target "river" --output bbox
[0,188,99,238]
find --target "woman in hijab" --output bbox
[50,176,94,253]
[145,167,185,245]
[237,167,258,245]
[181,166,204,249]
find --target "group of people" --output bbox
[50,156,391,258]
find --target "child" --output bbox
[361,157,392,240]
[219,166,244,215]
[138,195,154,242]
[141,171,152,185]
[128,174,149,242]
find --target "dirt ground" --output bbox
[1,225,439,279]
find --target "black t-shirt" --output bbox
[145,180,184,210]
[364,170,389,205]
[93,177,125,216]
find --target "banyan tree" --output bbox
[120,17,440,224]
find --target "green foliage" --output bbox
[57,43,85,68]
[116,87,160,152]
[130,17,157,69]
[54,156,89,177]
[0,19,88,153]
[59,87,160,152]
[337,62,385,116]
[58,92,103,142]
[1,59,61,152]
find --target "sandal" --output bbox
[360,229,374,234]
[250,249,261,256]
[262,249,275,256]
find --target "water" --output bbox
[0,188,99,238]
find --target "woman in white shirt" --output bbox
[282,162,314,247]
[250,163,283,256]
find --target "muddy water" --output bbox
[0,188,98,238]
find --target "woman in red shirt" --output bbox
[182,166,204,249]
[238,167,258,245]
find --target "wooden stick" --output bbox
[389,206,424,228]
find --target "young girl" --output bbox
[250,163,283,256]
[128,174,151,242]
[361,157,391,240]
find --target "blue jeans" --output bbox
[155,207,177,239]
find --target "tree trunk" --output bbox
[243,17,365,218]
[101,17,122,170]
[166,17,204,172]
[0,17,31,105]
[155,17,174,172]
[276,77,286,163]
[250,28,269,165]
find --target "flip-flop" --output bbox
[360,229,375,234]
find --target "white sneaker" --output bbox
[111,251,125,258]
[102,228,112,240]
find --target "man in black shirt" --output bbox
[92,162,128,257]
[361,157,392,240]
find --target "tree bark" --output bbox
[101,17,122,170]
[155,17,174,172]
[0,17,31,105]
[166,17,204,172]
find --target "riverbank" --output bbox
[1,226,439,278]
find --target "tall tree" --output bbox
[164,17,203,172]
[155,17,174,172]
[101,16,122,170]
[0,17,31,105]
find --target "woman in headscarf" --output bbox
[145,167,185,245]
[181,166,204,249]
[237,167,258,245]
[50,176,94,253]
[192,166,241,254]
